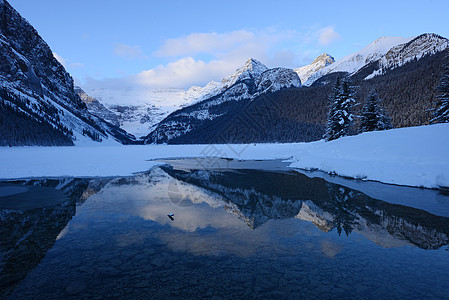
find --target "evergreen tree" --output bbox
[432,58,449,123]
[324,77,357,141]
[359,90,392,132]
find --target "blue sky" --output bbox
[8,0,449,91]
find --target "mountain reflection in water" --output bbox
[162,165,449,249]
[1,163,449,299]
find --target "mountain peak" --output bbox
[415,33,446,40]
[240,58,268,75]
[222,58,268,87]
[244,57,264,67]
[294,53,335,84]
[364,32,449,80]
[312,53,335,65]
[404,33,448,49]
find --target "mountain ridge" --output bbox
[302,36,415,86]
[144,59,301,144]
[0,0,135,145]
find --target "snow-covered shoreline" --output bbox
[1,124,448,189]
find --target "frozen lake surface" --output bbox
[1,158,449,299]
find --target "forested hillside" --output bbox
[169,49,447,144]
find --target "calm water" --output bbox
[1,159,449,299]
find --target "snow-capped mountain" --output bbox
[294,53,335,84]
[145,58,301,144]
[303,36,414,86]
[81,86,220,138]
[301,34,449,86]
[222,58,269,88]
[365,33,449,79]
[107,33,448,143]
[0,0,135,145]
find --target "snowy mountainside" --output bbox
[294,53,335,84]
[107,104,168,139]
[145,58,301,144]
[221,58,268,88]
[82,86,217,138]
[0,0,134,146]
[75,86,120,127]
[365,33,449,79]
[303,36,414,86]
[256,67,301,94]
[183,81,222,105]
[184,59,272,106]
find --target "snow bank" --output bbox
[289,123,449,188]
[0,124,448,188]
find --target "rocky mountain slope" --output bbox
[303,36,414,86]
[294,53,335,84]
[365,33,449,79]
[0,0,135,146]
[303,34,448,86]
[144,59,301,144]
[75,86,120,127]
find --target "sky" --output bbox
[7,0,449,102]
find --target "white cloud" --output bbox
[134,57,236,88]
[114,44,148,60]
[82,27,339,105]
[318,26,341,46]
[155,30,256,57]
[133,28,304,88]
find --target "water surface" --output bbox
[1,159,449,299]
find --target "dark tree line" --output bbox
[352,50,447,128]
[0,87,75,146]
[432,54,449,123]
[82,128,102,142]
[0,99,74,146]
[359,90,392,132]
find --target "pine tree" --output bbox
[359,90,392,132]
[432,59,449,123]
[324,77,357,141]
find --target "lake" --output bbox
[1,158,449,299]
